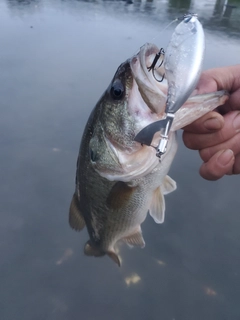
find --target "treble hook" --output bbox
[147,48,165,82]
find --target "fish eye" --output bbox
[110,80,125,100]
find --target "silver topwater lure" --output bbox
[134,14,205,159]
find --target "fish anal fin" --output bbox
[122,227,145,248]
[69,193,85,231]
[149,187,165,224]
[162,175,177,195]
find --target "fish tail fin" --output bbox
[84,241,121,267]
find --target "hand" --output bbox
[182,65,240,180]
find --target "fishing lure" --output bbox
[135,13,205,159]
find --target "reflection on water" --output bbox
[5,0,240,36]
[5,0,42,15]
[1,1,240,320]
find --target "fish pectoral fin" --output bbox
[107,251,121,267]
[149,187,165,224]
[122,227,145,248]
[162,175,177,195]
[69,193,85,231]
[149,177,175,223]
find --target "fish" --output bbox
[69,35,228,267]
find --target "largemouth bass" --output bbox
[69,41,228,266]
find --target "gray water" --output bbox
[1,1,240,319]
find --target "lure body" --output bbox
[165,14,205,114]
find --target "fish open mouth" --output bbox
[135,44,165,87]
[129,43,168,116]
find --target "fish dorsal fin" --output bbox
[149,187,165,224]
[69,193,85,231]
[122,227,145,248]
[162,175,177,195]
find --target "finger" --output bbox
[219,88,240,114]
[199,149,234,181]
[195,71,218,95]
[196,66,240,113]
[183,111,240,150]
[200,131,240,162]
[183,111,224,133]
[196,65,240,95]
